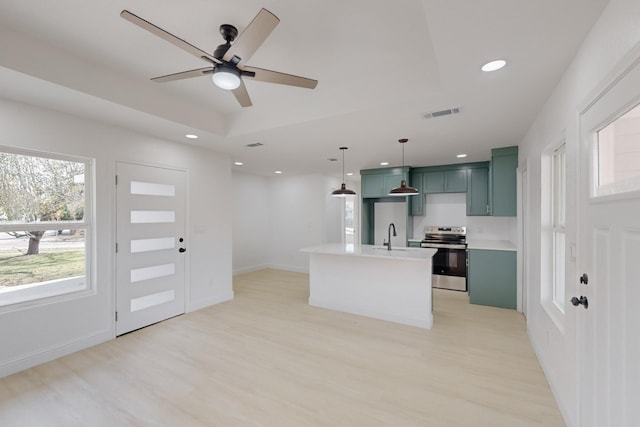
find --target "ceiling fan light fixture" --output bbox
[331,147,357,197]
[389,138,419,196]
[212,65,241,90]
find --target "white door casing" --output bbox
[116,162,186,336]
[577,49,640,427]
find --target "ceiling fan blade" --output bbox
[232,80,252,107]
[121,10,219,64]
[242,66,318,89]
[151,67,213,83]
[223,8,279,65]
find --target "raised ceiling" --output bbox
[0,0,609,177]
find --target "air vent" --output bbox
[245,142,263,148]
[424,107,461,119]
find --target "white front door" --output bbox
[577,51,640,426]
[116,162,186,336]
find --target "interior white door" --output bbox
[116,162,186,336]
[577,53,640,426]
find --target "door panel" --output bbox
[578,51,640,426]
[116,162,186,336]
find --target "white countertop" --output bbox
[301,243,436,261]
[466,239,516,251]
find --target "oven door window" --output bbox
[432,248,466,277]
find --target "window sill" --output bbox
[0,276,87,310]
[541,298,565,334]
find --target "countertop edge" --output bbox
[301,244,436,261]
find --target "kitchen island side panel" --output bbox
[308,253,433,328]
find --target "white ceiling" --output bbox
[0,0,609,178]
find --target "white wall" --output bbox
[232,173,270,274]
[518,1,640,425]
[0,98,233,377]
[232,172,343,274]
[411,192,517,242]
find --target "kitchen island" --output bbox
[300,244,436,329]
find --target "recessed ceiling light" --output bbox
[346,172,354,176]
[380,162,389,166]
[234,161,243,166]
[274,170,283,174]
[456,154,468,158]
[185,134,198,139]
[481,59,506,72]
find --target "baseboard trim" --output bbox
[234,264,309,275]
[0,328,112,379]
[233,264,270,276]
[527,323,575,427]
[188,291,234,312]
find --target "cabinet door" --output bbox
[468,249,516,309]
[444,169,467,192]
[409,172,425,216]
[491,147,518,216]
[423,171,444,193]
[467,167,490,215]
[362,173,385,198]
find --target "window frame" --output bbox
[592,101,640,198]
[0,146,94,311]
[551,143,567,313]
[540,139,567,332]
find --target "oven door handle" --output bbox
[420,243,467,250]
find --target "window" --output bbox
[344,197,357,250]
[551,144,566,312]
[594,102,640,196]
[541,140,567,328]
[0,148,92,307]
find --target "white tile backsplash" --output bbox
[466,216,517,242]
[411,192,516,243]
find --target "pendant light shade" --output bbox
[331,147,357,197]
[389,138,419,196]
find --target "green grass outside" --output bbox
[0,249,85,287]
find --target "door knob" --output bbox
[179,247,186,253]
[570,296,588,309]
[579,273,588,285]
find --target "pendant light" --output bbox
[331,147,357,197]
[389,138,419,196]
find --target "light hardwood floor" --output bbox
[0,269,564,426]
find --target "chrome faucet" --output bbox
[383,222,397,251]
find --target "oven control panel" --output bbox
[424,226,466,235]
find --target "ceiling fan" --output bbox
[120,8,318,107]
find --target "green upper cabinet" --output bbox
[423,169,467,194]
[491,146,518,216]
[361,173,385,198]
[467,166,490,216]
[361,167,410,198]
[423,171,444,193]
[444,169,467,192]
[409,171,425,216]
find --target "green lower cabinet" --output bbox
[468,249,516,309]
